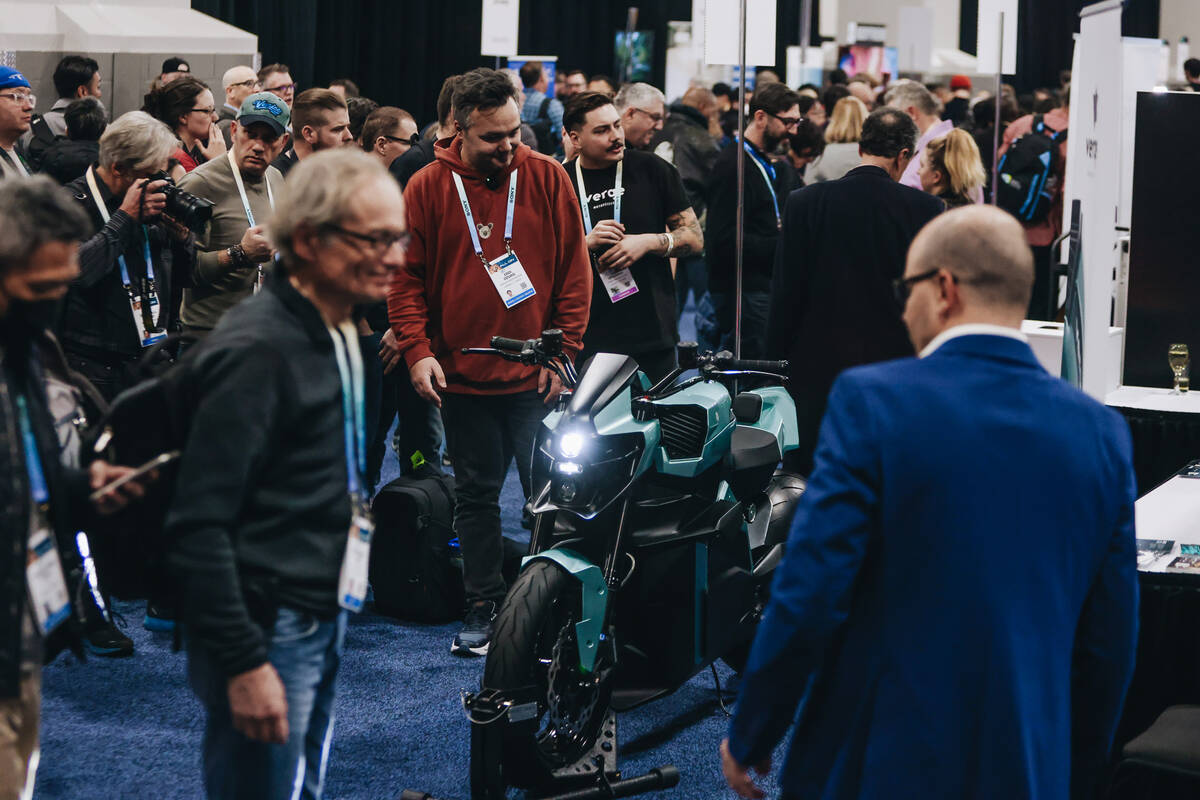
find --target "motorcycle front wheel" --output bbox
[481,559,614,789]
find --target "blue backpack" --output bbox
[996,114,1068,224]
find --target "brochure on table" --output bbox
[1134,467,1200,572]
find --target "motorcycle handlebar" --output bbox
[720,356,789,373]
[490,336,527,352]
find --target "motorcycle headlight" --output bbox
[559,431,586,459]
[531,428,644,519]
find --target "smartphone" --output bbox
[89,450,181,504]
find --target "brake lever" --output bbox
[461,347,501,355]
[707,369,790,382]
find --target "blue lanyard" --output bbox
[15,394,49,506]
[116,226,156,288]
[574,159,623,233]
[453,169,518,263]
[743,142,781,223]
[328,324,366,501]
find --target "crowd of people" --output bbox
[0,51,1139,800]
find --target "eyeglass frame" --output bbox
[768,111,802,129]
[228,79,258,90]
[189,106,216,115]
[630,106,668,124]
[892,268,956,308]
[323,223,410,256]
[381,132,421,147]
[0,92,35,107]
[262,83,297,95]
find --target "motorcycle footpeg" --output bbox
[462,686,541,728]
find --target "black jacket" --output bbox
[389,136,437,191]
[766,166,944,472]
[61,171,196,360]
[38,140,99,186]
[651,103,719,218]
[705,140,787,294]
[0,321,92,697]
[166,272,354,678]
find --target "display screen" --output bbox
[837,45,899,81]
[615,31,654,82]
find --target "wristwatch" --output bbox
[227,244,250,268]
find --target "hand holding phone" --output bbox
[88,451,179,509]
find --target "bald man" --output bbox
[723,205,1138,800]
[218,65,259,146]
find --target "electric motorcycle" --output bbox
[462,331,804,799]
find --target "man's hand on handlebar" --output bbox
[409,356,446,408]
[538,367,565,404]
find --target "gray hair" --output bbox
[909,205,1034,310]
[884,81,941,117]
[614,82,665,112]
[98,111,178,173]
[269,149,399,266]
[0,176,91,276]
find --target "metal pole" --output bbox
[734,0,747,359]
[991,11,1004,206]
[799,0,813,65]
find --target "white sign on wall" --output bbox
[977,0,1018,75]
[897,7,934,72]
[705,0,777,67]
[481,0,520,57]
[1067,0,1124,399]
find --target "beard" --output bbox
[761,130,783,154]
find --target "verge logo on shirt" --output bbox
[587,186,626,205]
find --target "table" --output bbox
[1107,387,1200,496]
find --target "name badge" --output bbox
[27,526,71,635]
[130,295,167,347]
[598,264,639,303]
[486,250,537,309]
[338,511,374,613]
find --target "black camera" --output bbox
[147,171,214,231]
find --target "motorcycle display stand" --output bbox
[463,688,679,800]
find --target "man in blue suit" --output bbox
[722,205,1138,800]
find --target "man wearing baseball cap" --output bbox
[160,57,191,84]
[178,91,290,333]
[0,66,35,180]
[944,74,972,126]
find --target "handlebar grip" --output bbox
[490,336,527,352]
[725,358,789,372]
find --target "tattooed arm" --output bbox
[662,207,704,258]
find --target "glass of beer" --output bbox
[1168,343,1190,394]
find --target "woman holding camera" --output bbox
[143,76,226,173]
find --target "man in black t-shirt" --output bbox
[563,92,703,381]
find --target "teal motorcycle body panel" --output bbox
[521,548,609,673]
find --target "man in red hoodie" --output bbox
[388,68,591,655]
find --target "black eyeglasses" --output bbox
[382,133,421,147]
[769,112,802,128]
[324,224,410,255]
[892,268,953,307]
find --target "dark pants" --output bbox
[703,290,771,359]
[187,608,347,800]
[675,255,707,319]
[440,390,546,604]
[361,333,444,489]
[63,350,140,402]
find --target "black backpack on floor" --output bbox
[369,472,463,623]
[995,114,1067,224]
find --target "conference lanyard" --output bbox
[743,142,781,225]
[15,395,49,508]
[228,150,276,292]
[328,321,366,504]
[574,159,623,233]
[85,166,162,333]
[0,148,28,178]
[452,169,517,264]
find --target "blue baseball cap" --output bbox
[237,91,290,135]
[0,67,31,91]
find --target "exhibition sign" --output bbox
[704,0,777,66]
[1063,0,1123,400]
[481,0,520,57]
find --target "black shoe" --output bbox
[143,601,176,633]
[451,601,497,657]
[84,616,134,658]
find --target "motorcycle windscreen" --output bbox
[568,353,641,421]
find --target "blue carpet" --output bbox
[37,301,792,799]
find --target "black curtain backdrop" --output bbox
[959,0,1161,92]
[192,0,1158,121]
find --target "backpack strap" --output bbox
[538,96,552,121]
[30,115,57,147]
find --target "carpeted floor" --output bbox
[37,302,790,799]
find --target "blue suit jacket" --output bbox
[729,334,1139,800]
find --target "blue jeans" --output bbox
[187,608,348,800]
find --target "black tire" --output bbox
[481,559,613,789]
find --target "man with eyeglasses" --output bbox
[177,92,289,335]
[168,149,407,800]
[701,81,800,360]
[256,63,296,110]
[723,205,1137,800]
[764,107,943,475]
[613,82,667,151]
[216,65,259,147]
[0,67,35,180]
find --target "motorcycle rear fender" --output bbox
[520,548,608,673]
